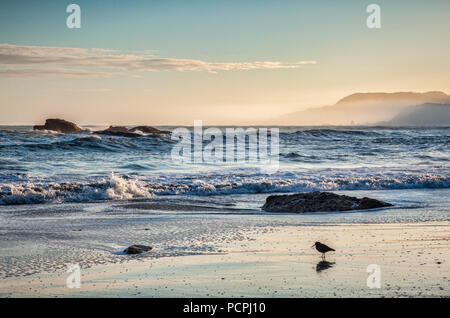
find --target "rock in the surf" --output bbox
[262,191,392,212]
[123,245,153,254]
[94,126,142,138]
[33,118,83,133]
[95,125,169,137]
[130,126,170,134]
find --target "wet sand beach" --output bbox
[1,221,448,298]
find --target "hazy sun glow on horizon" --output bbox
[0,0,449,125]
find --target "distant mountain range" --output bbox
[272,91,450,126]
[383,103,450,126]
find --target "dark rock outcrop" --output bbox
[123,245,153,254]
[130,126,170,134]
[262,191,392,213]
[94,126,142,137]
[33,119,169,137]
[33,119,83,133]
[94,125,170,137]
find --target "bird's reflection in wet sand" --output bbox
[316,260,335,272]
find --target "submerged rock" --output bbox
[262,191,392,213]
[123,245,153,254]
[130,126,170,134]
[94,126,142,138]
[33,118,83,133]
[95,125,169,137]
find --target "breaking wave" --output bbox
[1,126,449,205]
[1,168,449,205]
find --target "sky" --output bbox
[0,0,449,125]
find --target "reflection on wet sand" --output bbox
[316,260,335,272]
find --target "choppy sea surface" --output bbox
[0,126,448,206]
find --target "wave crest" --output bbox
[0,173,154,205]
[1,169,448,205]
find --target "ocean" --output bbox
[0,126,449,205]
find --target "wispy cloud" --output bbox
[0,44,316,77]
[64,87,112,92]
[0,68,114,78]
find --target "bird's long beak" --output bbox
[311,244,315,248]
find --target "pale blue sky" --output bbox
[0,0,449,124]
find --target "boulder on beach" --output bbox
[33,118,83,133]
[123,245,153,254]
[262,191,392,213]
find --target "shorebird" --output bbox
[312,241,335,259]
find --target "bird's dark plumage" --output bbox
[312,241,335,259]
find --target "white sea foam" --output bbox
[0,167,448,205]
[105,172,153,200]
[0,173,155,205]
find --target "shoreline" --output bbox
[1,221,448,298]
